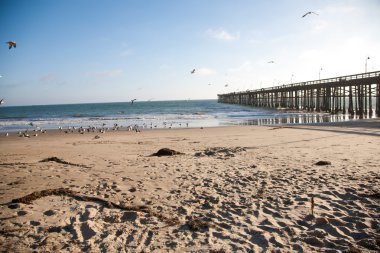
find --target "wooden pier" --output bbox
[218,71,380,117]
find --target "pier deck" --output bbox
[218,71,380,117]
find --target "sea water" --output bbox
[0,99,368,132]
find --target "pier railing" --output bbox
[218,71,380,117]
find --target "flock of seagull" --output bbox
[4,124,136,138]
[3,120,192,137]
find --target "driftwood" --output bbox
[10,188,179,226]
[39,157,91,168]
[0,157,91,169]
[9,188,221,230]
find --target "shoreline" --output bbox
[0,116,378,137]
[1,120,379,252]
[1,99,377,134]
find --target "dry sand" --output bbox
[0,119,379,252]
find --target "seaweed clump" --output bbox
[151,148,184,157]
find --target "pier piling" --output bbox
[218,71,380,118]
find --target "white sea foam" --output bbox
[0,100,373,132]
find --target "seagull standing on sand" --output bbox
[6,41,16,49]
[302,11,318,18]
[190,69,195,74]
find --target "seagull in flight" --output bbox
[190,69,195,74]
[6,41,16,49]
[267,61,275,64]
[0,99,4,105]
[302,11,318,18]
[131,99,137,105]
[225,84,229,87]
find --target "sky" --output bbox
[0,0,379,106]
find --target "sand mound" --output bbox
[1,124,379,252]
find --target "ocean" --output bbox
[0,99,366,132]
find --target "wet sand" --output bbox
[0,119,379,252]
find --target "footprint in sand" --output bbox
[30,220,41,226]
[80,206,98,221]
[43,210,56,216]
[79,221,98,241]
[17,210,27,216]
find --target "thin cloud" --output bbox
[308,3,359,33]
[324,4,358,15]
[248,38,261,44]
[207,28,240,41]
[310,19,329,32]
[298,49,327,63]
[195,68,217,76]
[225,61,258,90]
[228,61,254,73]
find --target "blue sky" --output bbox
[1,0,379,106]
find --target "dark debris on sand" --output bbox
[194,147,246,159]
[39,156,91,168]
[315,160,331,166]
[151,148,184,157]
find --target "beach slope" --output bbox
[1,120,379,252]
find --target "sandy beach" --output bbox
[0,119,379,252]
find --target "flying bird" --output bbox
[190,69,195,74]
[0,99,4,105]
[302,11,318,18]
[225,84,229,87]
[6,41,16,49]
[131,99,137,105]
[267,61,275,64]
